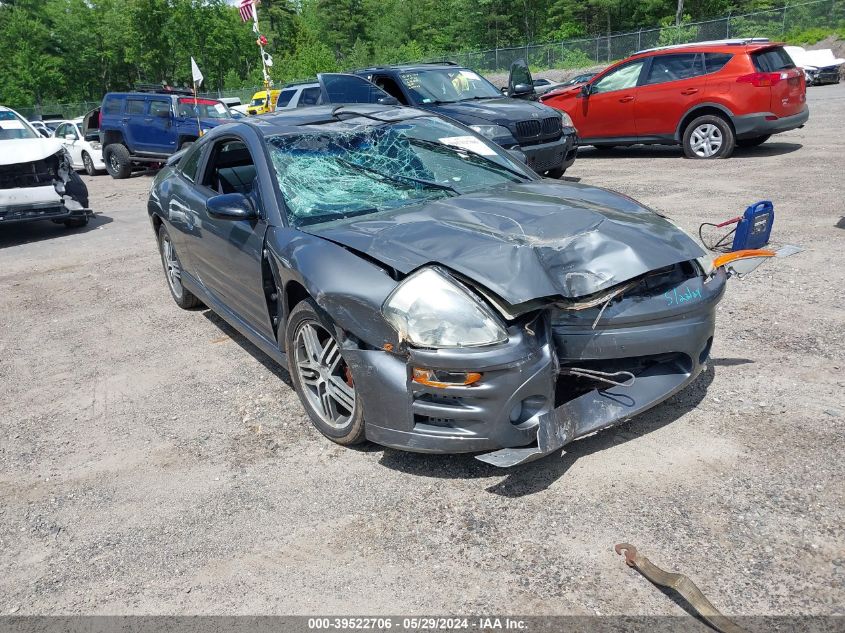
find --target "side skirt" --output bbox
[181,270,289,371]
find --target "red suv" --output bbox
[540,40,808,159]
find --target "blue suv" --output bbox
[354,62,578,177]
[99,90,233,179]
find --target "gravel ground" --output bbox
[1,85,843,622]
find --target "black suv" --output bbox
[354,63,578,177]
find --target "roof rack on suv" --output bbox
[133,83,194,96]
[633,38,771,56]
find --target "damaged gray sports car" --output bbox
[0,106,92,228]
[148,80,729,467]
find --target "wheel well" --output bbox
[150,212,163,236]
[285,280,310,318]
[102,130,125,147]
[178,136,198,148]
[677,106,735,141]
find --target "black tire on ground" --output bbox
[63,216,89,228]
[736,134,771,149]
[544,166,565,178]
[82,151,98,176]
[157,225,202,309]
[682,114,735,159]
[104,144,132,179]
[285,298,367,446]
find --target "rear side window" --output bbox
[752,47,795,72]
[298,87,321,106]
[276,89,296,108]
[103,96,122,115]
[644,53,703,84]
[127,99,146,115]
[179,145,202,182]
[704,53,733,73]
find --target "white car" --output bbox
[0,106,92,228]
[52,118,106,176]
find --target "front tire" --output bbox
[82,151,98,176]
[682,115,735,159]
[286,299,366,446]
[157,225,201,309]
[104,144,132,179]
[736,134,771,149]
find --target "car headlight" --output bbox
[382,267,507,348]
[559,111,574,127]
[469,124,515,142]
[90,141,102,150]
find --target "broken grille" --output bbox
[0,156,60,189]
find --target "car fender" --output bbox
[674,101,736,141]
[265,227,401,350]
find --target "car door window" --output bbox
[103,96,122,115]
[55,123,67,138]
[127,99,146,115]
[149,100,171,117]
[644,54,703,85]
[276,89,296,108]
[179,144,203,183]
[592,61,645,93]
[372,76,408,104]
[66,125,79,140]
[704,53,733,73]
[297,87,321,107]
[202,139,257,196]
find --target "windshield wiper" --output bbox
[334,157,458,194]
[408,137,529,181]
[295,206,379,227]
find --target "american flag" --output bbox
[238,0,254,22]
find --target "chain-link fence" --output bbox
[439,0,844,72]
[16,0,845,119]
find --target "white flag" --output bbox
[191,57,204,87]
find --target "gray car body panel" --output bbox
[148,106,724,467]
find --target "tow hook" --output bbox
[615,543,747,633]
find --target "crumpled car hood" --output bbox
[302,181,706,305]
[0,138,65,165]
[427,97,558,126]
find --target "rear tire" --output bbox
[104,144,132,179]
[736,135,771,148]
[286,298,366,446]
[682,115,735,159]
[63,216,89,229]
[157,225,201,309]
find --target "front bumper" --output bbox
[733,107,809,139]
[348,268,726,466]
[513,129,578,173]
[0,184,91,226]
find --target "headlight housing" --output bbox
[559,111,574,127]
[90,141,102,150]
[469,124,515,142]
[382,267,508,348]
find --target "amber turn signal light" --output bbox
[713,248,776,269]
[412,368,482,388]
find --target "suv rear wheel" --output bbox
[104,144,132,179]
[682,115,735,159]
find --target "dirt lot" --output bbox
[1,85,843,622]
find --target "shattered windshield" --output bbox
[0,110,39,140]
[267,115,531,227]
[398,69,502,104]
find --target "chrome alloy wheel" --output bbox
[294,322,356,429]
[161,234,183,299]
[689,123,723,158]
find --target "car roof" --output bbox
[354,62,466,74]
[631,38,779,57]
[243,104,432,136]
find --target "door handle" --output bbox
[680,88,699,95]
[619,95,634,103]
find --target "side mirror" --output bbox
[206,193,256,220]
[580,83,593,97]
[500,86,508,94]
[65,134,76,141]
[511,83,534,96]
[377,95,399,106]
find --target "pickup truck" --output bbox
[99,91,233,179]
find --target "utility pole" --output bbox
[675,0,684,25]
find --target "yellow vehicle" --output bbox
[246,89,280,115]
